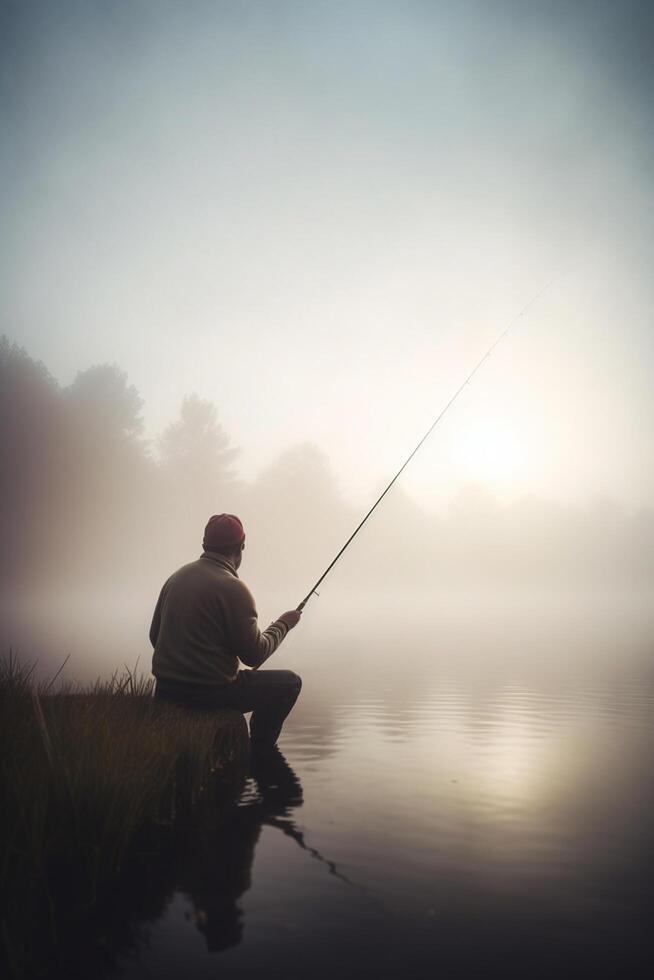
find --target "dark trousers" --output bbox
[154,669,302,750]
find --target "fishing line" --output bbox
[297,277,555,611]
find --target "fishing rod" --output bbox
[296,278,554,612]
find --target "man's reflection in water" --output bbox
[176,748,306,953]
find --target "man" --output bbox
[150,513,302,752]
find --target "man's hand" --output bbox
[278,609,302,630]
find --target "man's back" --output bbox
[151,551,289,686]
[151,553,242,686]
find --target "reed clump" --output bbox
[0,653,249,978]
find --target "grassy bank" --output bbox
[0,654,249,979]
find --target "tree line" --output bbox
[2,335,653,601]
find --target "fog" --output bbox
[1,1,653,679]
[1,337,652,680]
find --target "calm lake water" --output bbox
[111,591,653,980]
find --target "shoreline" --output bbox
[1,658,250,979]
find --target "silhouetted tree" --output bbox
[159,395,238,484]
[0,337,63,589]
[156,395,240,563]
[65,364,144,442]
[55,364,154,585]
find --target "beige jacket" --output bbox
[150,551,289,686]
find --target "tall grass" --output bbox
[0,653,249,979]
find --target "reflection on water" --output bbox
[179,749,305,953]
[114,605,654,980]
[176,748,356,956]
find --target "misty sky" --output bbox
[2,0,653,509]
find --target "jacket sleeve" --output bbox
[227,581,289,669]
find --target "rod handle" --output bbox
[296,588,320,612]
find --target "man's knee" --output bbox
[284,670,302,699]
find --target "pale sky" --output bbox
[2,0,653,508]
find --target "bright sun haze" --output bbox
[453,419,526,492]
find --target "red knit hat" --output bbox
[203,514,245,551]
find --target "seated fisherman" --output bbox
[150,513,302,752]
